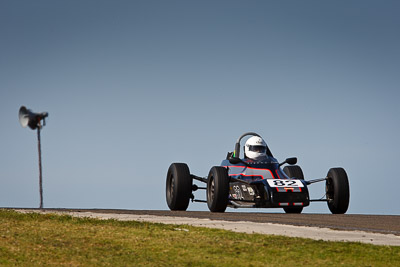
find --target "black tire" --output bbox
[283,165,304,180]
[326,168,350,214]
[166,163,193,211]
[282,165,304,214]
[207,166,229,212]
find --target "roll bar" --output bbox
[233,132,261,158]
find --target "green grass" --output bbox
[0,210,399,266]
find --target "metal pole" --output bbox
[37,127,43,209]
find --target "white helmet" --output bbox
[245,136,267,160]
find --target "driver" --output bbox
[244,136,268,161]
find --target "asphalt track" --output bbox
[17,208,400,236]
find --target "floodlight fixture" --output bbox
[19,106,49,209]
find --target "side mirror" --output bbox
[279,157,297,166]
[286,157,297,165]
[226,152,234,160]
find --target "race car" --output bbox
[166,132,350,214]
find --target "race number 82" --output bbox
[267,179,304,187]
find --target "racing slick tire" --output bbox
[282,165,304,214]
[207,166,229,212]
[326,168,350,214]
[166,163,193,211]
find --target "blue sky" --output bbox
[1,0,399,214]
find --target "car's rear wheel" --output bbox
[207,166,229,212]
[326,168,350,214]
[282,165,304,214]
[166,163,193,211]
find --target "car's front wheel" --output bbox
[166,163,193,211]
[326,168,350,214]
[207,166,229,212]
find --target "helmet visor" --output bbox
[249,145,266,153]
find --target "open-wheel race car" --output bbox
[166,132,350,214]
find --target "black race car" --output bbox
[166,132,350,214]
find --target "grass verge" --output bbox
[0,210,399,266]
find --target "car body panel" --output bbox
[220,157,310,209]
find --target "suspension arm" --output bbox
[305,177,327,185]
[191,174,207,183]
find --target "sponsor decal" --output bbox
[247,187,255,196]
[233,185,243,200]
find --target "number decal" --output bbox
[267,179,304,188]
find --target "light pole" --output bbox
[19,106,48,209]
